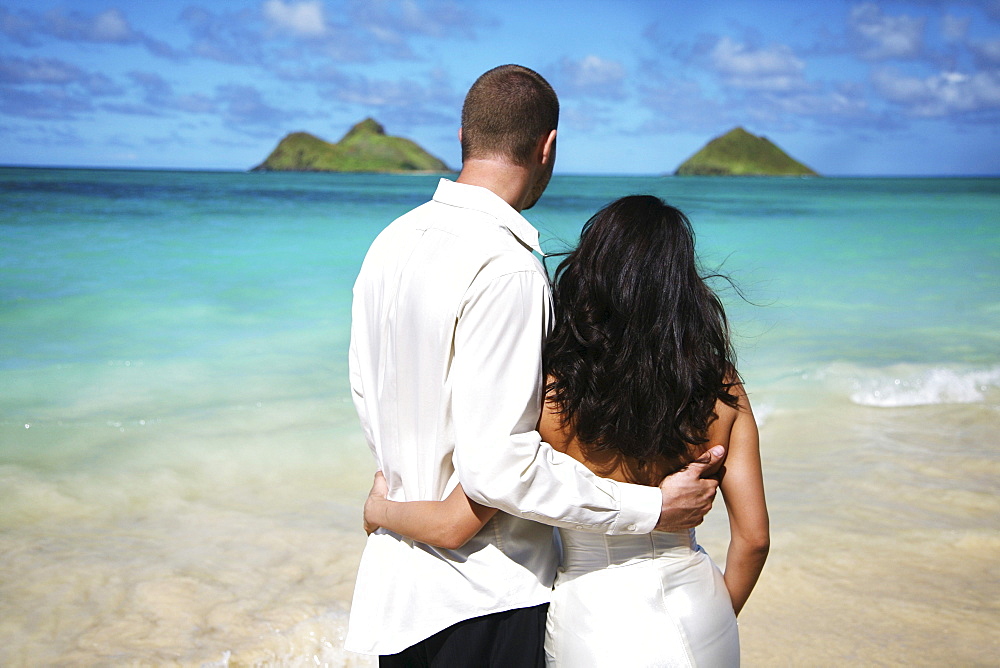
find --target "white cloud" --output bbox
[0,6,178,58]
[43,7,136,43]
[873,66,1000,116]
[971,38,1000,67]
[872,68,927,102]
[849,3,925,60]
[560,102,613,133]
[709,36,806,91]
[553,55,626,99]
[770,90,870,119]
[216,84,291,126]
[263,0,326,37]
[566,55,625,87]
[0,56,123,97]
[638,75,727,132]
[0,56,80,84]
[350,0,482,41]
[89,8,132,42]
[327,75,429,107]
[174,93,217,114]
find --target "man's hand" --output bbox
[363,470,388,535]
[655,445,726,532]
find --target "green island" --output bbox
[675,127,818,176]
[251,118,451,173]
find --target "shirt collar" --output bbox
[432,178,544,255]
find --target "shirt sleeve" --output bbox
[451,268,660,535]
[348,294,378,464]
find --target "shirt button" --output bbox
[626,524,638,532]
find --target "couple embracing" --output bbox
[345,65,769,667]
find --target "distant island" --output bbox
[251,118,451,173]
[675,127,818,176]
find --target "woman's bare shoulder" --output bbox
[706,372,751,447]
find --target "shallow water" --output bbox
[1,168,998,665]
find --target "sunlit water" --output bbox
[1,168,998,665]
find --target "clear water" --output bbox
[1,168,998,665]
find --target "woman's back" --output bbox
[538,196,765,666]
[540,387,752,667]
[539,392,744,666]
[539,392,742,486]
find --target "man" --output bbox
[346,64,723,666]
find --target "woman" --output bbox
[363,196,769,666]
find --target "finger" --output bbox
[689,444,725,466]
[687,445,726,477]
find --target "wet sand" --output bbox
[7,401,996,667]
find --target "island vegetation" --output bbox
[675,127,818,176]
[252,118,451,173]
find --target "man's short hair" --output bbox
[461,65,559,167]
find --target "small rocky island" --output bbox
[675,127,818,176]
[252,118,451,173]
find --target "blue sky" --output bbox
[1,0,999,175]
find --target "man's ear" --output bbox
[458,127,463,143]
[540,129,557,166]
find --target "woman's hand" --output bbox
[363,470,388,535]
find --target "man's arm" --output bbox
[348,309,378,462]
[451,268,719,534]
[362,454,723,548]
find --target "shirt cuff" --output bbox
[609,482,661,535]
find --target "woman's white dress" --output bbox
[544,528,739,667]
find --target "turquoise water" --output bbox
[1,168,998,665]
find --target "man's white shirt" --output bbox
[345,179,661,655]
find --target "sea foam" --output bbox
[849,365,1000,407]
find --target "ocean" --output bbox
[1,167,997,666]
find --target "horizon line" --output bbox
[2,163,999,179]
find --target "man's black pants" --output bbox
[378,603,548,667]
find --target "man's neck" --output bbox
[456,159,534,212]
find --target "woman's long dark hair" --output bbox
[544,195,739,473]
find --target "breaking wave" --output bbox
[848,365,1000,407]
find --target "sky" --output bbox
[1,0,999,176]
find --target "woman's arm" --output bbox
[717,384,770,616]
[363,471,497,550]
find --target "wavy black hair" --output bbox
[544,195,739,474]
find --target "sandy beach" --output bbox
[5,395,996,666]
